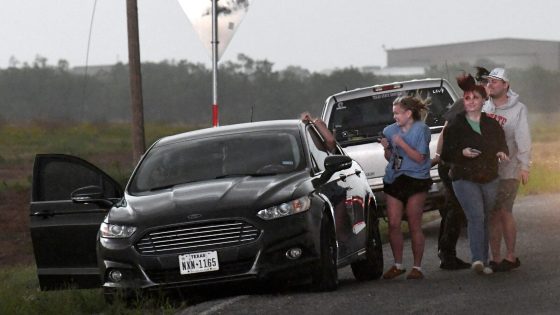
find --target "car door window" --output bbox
[32,155,122,202]
[305,126,331,172]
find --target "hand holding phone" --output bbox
[380,137,389,149]
[463,147,481,158]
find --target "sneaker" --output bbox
[482,267,494,275]
[406,268,424,280]
[472,261,484,274]
[383,265,406,279]
[489,260,500,272]
[495,258,521,272]
[440,257,471,270]
[455,257,472,269]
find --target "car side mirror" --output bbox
[313,155,353,187]
[71,185,114,207]
[324,155,353,173]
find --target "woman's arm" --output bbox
[312,118,336,153]
[380,137,392,161]
[301,112,336,153]
[440,120,464,164]
[392,134,426,164]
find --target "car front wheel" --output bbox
[350,203,384,281]
[312,213,338,291]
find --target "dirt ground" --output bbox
[0,189,34,266]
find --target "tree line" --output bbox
[1,54,558,126]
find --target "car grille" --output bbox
[135,220,261,255]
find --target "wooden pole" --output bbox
[126,0,146,164]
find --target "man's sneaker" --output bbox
[455,257,472,269]
[406,268,424,280]
[483,266,494,275]
[440,257,471,270]
[489,260,500,272]
[382,265,406,279]
[472,261,484,274]
[495,258,521,272]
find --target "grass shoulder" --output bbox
[0,265,184,314]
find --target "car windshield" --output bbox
[128,129,306,194]
[327,86,453,146]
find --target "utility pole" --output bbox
[126,0,146,164]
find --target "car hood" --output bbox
[108,171,310,226]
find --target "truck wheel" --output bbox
[312,214,338,291]
[351,204,383,281]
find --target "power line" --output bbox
[80,0,98,120]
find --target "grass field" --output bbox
[0,266,183,314]
[0,114,558,313]
[0,122,202,314]
[0,121,202,191]
[519,113,560,195]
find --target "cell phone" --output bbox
[470,148,482,154]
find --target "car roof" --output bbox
[154,119,304,147]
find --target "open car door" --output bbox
[29,154,123,290]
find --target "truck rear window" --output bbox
[327,87,454,147]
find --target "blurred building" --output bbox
[386,38,560,70]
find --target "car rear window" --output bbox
[128,130,305,194]
[327,86,454,147]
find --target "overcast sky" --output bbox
[2,0,560,72]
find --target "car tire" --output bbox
[312,213,339,292]
[351,202,383,281]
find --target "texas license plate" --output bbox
[179,251,219,275]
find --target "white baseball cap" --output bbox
[487,67,509,82]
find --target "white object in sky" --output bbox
[177,0,252,60]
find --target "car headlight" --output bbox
[100,222,137,238]
[257,196,311,220]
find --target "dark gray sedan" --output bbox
[29,120,383,302]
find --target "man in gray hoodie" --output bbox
[483,67,532,272]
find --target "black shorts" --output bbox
[383,175,433,204]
